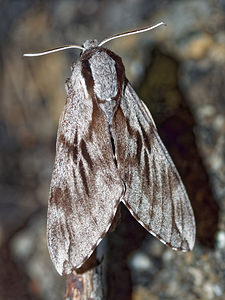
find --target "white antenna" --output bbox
[23,45,84,57]
[99,22,166,47]
[23,22,166,57]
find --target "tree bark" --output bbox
[64,251,104,300]
[65,268,103,300]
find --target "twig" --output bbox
[64,251,104,300]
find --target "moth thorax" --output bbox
[83,39,99,50]
[89,52,118,100]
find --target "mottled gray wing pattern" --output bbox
[113,82,195,251]
[47,62,124,275]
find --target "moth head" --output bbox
[23,22,166,57]
[82,39,99,50]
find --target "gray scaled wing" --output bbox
[113,82,195,252]
[47,62,124,275]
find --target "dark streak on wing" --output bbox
[126,117,135,136]
[144,150,150,186]
[58,133,79,162]
[136,131,143,164]
[138,120,151,154]
[179,191,184,246]
[58,134,72,154]
[51,186,63,209]
[51,186,72,216]
[170,190,182,246]
[59,221,65,239]
[80,139,93,170]
[150,158,157,219]
[79,160,90,197]
[160,168,166,237]
[73,129,78,162]
[168,170,174,244]
[125,116,143,164]
[81,58,95,98]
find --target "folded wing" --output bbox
[47,63,124,275]
[113,82,195,251]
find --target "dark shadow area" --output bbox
[107,204,148,300]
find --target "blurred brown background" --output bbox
[0,0,225,299]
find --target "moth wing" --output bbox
[47,63,124,275]
[113,82,195,251]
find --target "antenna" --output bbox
[23,22,166,57]
[98,22,166,47]
[23,45,84,57]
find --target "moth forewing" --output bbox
[47,59,124,275]
[113,82,195,251]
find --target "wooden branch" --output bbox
[65,268,103,300]
[65,251,104,300]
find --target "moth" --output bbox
[24,23,195,276]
